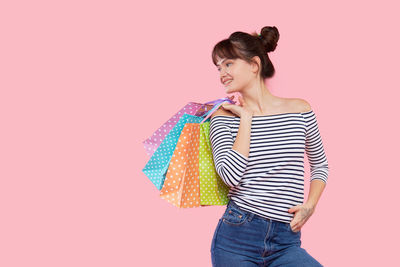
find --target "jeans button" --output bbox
[229,210,232,214]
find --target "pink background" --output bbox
[1,1,399,266]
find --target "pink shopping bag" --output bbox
[142,98,232,157]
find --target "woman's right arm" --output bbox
[232,112,253,159]
[209,109,253,187]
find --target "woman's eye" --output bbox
[217,62,232,71]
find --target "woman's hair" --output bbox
[212,26,280,79]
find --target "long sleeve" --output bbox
[302,110,329,184]
[209,116,249,187]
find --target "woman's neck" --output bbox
[240,80,279,115]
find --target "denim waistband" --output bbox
[227,199,288,225]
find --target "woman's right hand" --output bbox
[221,95,253,118]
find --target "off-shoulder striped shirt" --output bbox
[209,110,329,223]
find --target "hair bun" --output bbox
[259,26,280,53]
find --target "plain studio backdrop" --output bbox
[1,1,399,266]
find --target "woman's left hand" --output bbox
[288,203,315,232]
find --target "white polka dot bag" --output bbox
[198,122,230,206]
[142,113,203,190]
[142,102,206,158]
[159,121,202,207]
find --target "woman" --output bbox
[209,26,329,266]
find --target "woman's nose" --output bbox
[220,68,227,76]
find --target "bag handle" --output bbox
[199,97,235,124]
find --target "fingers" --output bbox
[238,95,244,106]
[293,223,302,232]
[290,222,300,232]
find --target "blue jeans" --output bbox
[210,200,324,267]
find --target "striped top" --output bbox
[209,110,329,223]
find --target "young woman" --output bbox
[209,26,329,266]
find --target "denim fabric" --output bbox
[210,200,324,267]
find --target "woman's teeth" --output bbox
[224,80,232,86]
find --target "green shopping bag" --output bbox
[198,121,230,205]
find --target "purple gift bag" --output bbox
[142,97,234,157]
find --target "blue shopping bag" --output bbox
[142,114,204,189]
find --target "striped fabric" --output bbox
[209,110,329,223]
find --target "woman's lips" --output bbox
[224,80,233,86]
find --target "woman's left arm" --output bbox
[306,179,326,208]
[288,109,329,231]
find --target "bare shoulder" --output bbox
[210,106,236,119]
[287,98,312,113]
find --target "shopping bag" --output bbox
[142,99,227,157]
[160,122,202,208]
[199,122,230,205]
[142,102,204,157]
[142,114,202,190]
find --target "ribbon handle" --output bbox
[199,97,235,124]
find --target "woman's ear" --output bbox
[251,56,261,74]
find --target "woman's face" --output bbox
[216,57,258,94]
